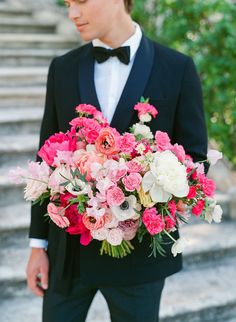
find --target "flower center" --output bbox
[102,139,110,149]
[89,216,96,223]
[120,201,129,211]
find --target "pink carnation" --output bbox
[126,160,143,173]
[165,216,176,231]
[47,203,70,228]
[187,186,197,199]
[122,173,142,192]
[155,131,172,151]
[38,131,77,166]
[119,133,136,154]
[75,104,98,116]
[192,200,205,216]
[134,102,158,118]
[142,208,165,235]
[198,174,216,197]
[168,200,177,217]
[171,143,186,163]
[106,186,125,207]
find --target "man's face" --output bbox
[64,0,121,42]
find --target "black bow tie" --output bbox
[92,46,130,65]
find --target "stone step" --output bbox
[0,17,56,34]
[0,48,68,67]
[0,5,32,18]
[1,215,236,295]
[0,33,79,49]
[0,258,235,322]
[0,86,45,107]
[0,133,38,167]
[0,106,43,134]
[0,67,48,86]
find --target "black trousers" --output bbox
[43,274,165,322]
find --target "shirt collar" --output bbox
[92,22,142,62]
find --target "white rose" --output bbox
[171,237,188,257]
[207,149,223,165]
[212,205,223,223]
[106,228,123,246]
[91,227,109,241]
[142,151,189,202]
[133,123,153,139]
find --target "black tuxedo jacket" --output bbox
[30,34,208,294]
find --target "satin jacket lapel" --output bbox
[110,35,154,133]
[78,43,101,111]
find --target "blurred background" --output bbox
[0,0,235,321]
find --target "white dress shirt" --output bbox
[30,22,142,248]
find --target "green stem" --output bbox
[163,230,177,243]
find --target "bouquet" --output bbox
[10,99,223,258]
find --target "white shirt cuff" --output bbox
[30,238,48,249]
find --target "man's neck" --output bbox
[98,15,135,48]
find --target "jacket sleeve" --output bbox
[29,58,59,239]
[172,57,209,172]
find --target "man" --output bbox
[27,0,208,321]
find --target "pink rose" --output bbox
[119,133,136,154]
[192,200,205,216]
[106,186,125,207]
[155,131,172,151]
[171,144,186,163]
[47,203,70,228]
[122,173,142,192]
[118,219,139,240]
[38,131,77,166]
[106,228,123,246]
[142,208,165,235]
[95,128,120,156]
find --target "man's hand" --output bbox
[26,248,49,297]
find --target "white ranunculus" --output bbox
[106,228,123,246]
[212,205,223,223]
[133,123,154,139]
[91,227,109,241]
[207,149,223,165]
[111,195,140,221]
[171,237,188,257]
[142,151,189,202]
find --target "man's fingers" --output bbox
[27,272,44,297]
[40,266,49,290]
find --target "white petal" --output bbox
[150,184,171,202]
[142,171,155,193]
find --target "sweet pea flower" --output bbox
[171,237,188,257]
[207,149,223,165]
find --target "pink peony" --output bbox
[119,133,136,154]
[122,173,142,192]
[192,200,205,216]
[134,102,158,119]
[47,203,70,228]
[38,131,77,166]
[95,127,120,156]
[171,144,186,163]
[106,186,125,207]
[142,208,165,235]
[155,131,172,151]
